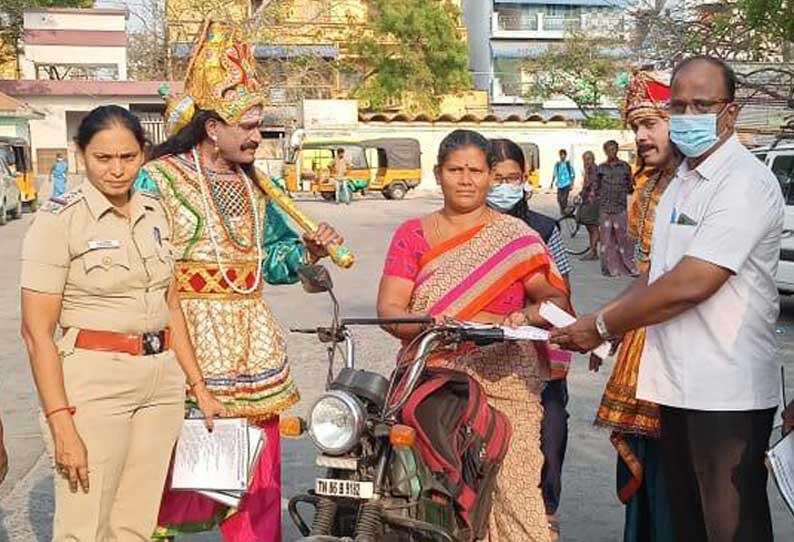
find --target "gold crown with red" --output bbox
[623,69,672,124]
[162,19,265,137]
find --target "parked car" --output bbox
[0,155,22,226]
[752,142,794,293]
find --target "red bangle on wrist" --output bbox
[45,406,76,419]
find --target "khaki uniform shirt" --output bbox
[21,181,174,334]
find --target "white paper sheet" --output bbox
[191,425,265,507]
[172,418,250,492]
[767,430,794,516]
[539,301,611,359]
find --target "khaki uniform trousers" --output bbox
[42,340,185,542]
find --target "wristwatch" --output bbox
[595,312,612,341]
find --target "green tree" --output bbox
[740,0,794,44]
[350,0,471,113]
[635,1,794,108]
[522,34,629,120]
[0,0,94,73]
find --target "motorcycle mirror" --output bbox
[298,264,334,294]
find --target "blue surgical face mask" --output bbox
[487,183,524,211]
[669,107,727,158]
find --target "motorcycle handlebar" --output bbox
[456,327,505,345]
[341,316,435,326]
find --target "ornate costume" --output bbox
[594,69,674,542]
[136,20,306,541]
[138,153,302,419]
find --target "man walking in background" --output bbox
[598,140,637,277]
[552,149,575,215]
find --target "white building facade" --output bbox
[462,0,633,119]
[0,8,174,174]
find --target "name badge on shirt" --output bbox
[87,240,121,250]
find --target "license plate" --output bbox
[315,478,374,499]
[316,455,358,471]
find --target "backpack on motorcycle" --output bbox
[399,368,512,540]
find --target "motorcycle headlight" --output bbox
[308,390,365,456]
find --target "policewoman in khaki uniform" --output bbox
[20,106,225,542]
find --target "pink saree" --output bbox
[388,214,567,542]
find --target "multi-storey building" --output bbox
[462,0,632,119]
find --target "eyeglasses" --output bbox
[493,174,524,185]
[666,99,731,115]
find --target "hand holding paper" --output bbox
[542,302,612,359]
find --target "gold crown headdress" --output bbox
[623,69,672,124]
[162,19,265,137]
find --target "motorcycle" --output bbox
[283,265,517,542]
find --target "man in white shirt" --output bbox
[551,55,784,542]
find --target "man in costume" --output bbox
[593,70,678,541]
[136,20,342,541]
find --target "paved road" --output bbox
[0,192,792,541]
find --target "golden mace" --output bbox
[252,169,355,269]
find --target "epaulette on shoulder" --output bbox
[40,189,84,214]
[138,189,161,200]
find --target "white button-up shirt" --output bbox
[636,135,784,411]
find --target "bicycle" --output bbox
[555,196,591,256]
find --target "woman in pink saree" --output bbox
[377,130,569,542]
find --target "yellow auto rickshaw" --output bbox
[361,138,422,200]
[0,137,37,212]
[284,138,423,200]
[284,142,371,200]
[516,141,541,188]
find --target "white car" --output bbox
[752,143,794,293]
[0,155,22,226]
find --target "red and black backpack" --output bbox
[399,368,512,540]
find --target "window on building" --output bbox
[35,63,119,81]
[545,5,580,18]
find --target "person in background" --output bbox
[552,55,784,542]
[597,141,637,277]
[378,129,569,542]
[486,138,572,542]
[577,151,601,261]
[20,105,223,542]
[332,147,351,204]
[0,415,7,485]
[50,153,68,199]
[551,149,575,215]
[594,70,678,542]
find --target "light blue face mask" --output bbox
[669,108,726,158]
[487,183,524,211]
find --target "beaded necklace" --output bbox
[193,147,263,295]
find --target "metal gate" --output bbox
[136,113,166,145]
